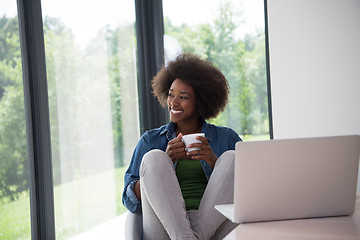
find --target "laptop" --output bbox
[215,135,360,224]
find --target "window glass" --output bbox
[0,3,31,239]
[41,0,139,238]
[163,0,270,140]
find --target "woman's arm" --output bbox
[122,133,149,213]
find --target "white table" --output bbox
[224,196,360,240]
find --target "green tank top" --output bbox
[175,159,208,210]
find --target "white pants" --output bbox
[140,150,238,240]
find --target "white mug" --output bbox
[182,133,205,152]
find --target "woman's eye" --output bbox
[180,96,188,100]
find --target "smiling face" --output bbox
[167,79,200,126]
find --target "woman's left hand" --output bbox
[186,136,218,168]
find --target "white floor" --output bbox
[69,212,129,240]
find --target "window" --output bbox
[1,0,272,238]
[41,0,139,238]
[163,0,270,140]
[0,3,31,239]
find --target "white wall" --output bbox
[267,0,360,190]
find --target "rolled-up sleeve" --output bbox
[126,180,140,204]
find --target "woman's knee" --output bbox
[214,150,235,168]
[140,149,172,175]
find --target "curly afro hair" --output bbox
[152,53,230,120]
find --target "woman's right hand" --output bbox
[166,133,188,163]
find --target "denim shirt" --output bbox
[122,120,242,213]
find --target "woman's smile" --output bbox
[169,106,185,119]
[171,109,183,114]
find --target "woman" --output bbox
[122,53,242,239]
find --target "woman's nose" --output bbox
[171,97,179,106]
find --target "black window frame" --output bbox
[17,0,55,239]
[135,0,169,134]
